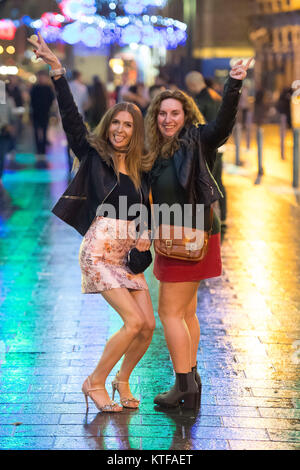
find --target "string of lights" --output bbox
[0,0,187,49]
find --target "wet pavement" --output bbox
[0,124,299,450]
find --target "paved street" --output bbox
[0,125,299,450]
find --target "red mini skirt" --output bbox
[153,232,222,282]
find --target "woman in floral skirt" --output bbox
[28,33,155,413]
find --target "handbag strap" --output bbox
[208,207,214,237]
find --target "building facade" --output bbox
[250,0,300,93]
[162,0,254,86]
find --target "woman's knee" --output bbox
[140,318,156,339]
[184,307,197,321]
[158,306,184,326]
[124,314,144,336]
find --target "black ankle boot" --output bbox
[192,363,202,395]
[154,371,199,409]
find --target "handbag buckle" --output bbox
[165,240,172,248]
[186,242,198,251]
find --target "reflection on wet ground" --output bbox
[80,405,202,451]
[0,127,299,450]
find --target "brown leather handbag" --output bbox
[154,208,213,262]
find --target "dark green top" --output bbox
[151,156,187,207]
[151,156,220,233]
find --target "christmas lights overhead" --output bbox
[2,0,187,49]
[57,0,168,17]
[56,0,186,48]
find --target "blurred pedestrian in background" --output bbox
[276,87,292,129]
[149,84,166,101]
[254,87,265,126]
[185,71,227,234]
[66,70,90,173]
[238,85,250,129]
[0,93,16,178]
[117,71,131,103]
[6,75,24,143]
[0,93,16,214]
[186,71,220,120]
[86,76,108,130]
[166,81,178,92]
[69,70,89,118]
[6,76,23,109]
[122,82,150,116]
[30,70,55,168]
[204,77,223,96]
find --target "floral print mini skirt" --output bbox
[79,216,148,293]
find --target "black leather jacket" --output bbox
[52,75,241,235]
[51,76,151,236]
[171,76,242,207]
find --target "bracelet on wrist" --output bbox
[49,67,66,78]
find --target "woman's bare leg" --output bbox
[88,288,146,403]
[117,289,155,383]
[184,290,200,368]
[158,281,200,373]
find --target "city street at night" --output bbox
[0,126,299,450]
[1,0,300,454]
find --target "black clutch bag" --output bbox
[126,248,153,274]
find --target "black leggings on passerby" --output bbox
[33,119,49,155]
[212,154,227,223]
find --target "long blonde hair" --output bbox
[73,102,147,190]
[144,89,205,172]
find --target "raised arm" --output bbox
[27,33,91,161]
[199,58,253,148]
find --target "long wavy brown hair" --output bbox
[86,102,147,189]
[144,89,205,171]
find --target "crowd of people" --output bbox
[0,69,109,173]
[1,58,295,179]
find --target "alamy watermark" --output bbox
[96,197,206,247]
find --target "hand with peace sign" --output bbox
[229,58,254,81]
[27,32,62,70]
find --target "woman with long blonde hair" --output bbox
[28,33,155,413]
[145,60,252,408]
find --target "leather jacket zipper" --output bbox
[96,181,118,215]
[199,176,215,196]
[89,176,118,229]
[204,161,224,198]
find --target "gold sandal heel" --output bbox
[82,376,123,413]
[111,374,140,409]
